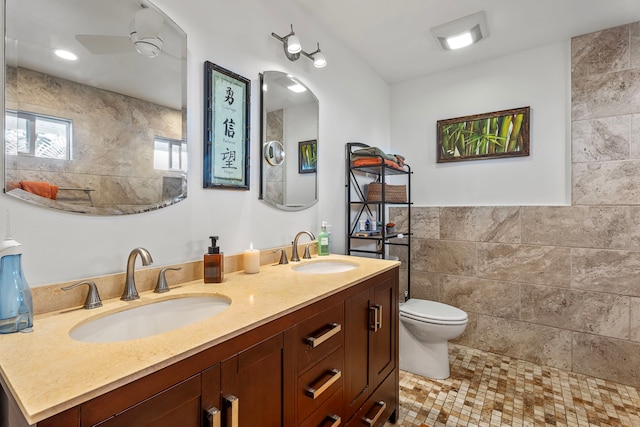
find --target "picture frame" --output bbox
[437,106,530,163]
[203,61,250,189]
[298,139,317,174]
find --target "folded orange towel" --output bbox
[19,181,59,200]
[352,157,404,170]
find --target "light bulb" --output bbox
[313,51,327,68]
[287,34,301,54]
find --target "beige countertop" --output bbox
[0,254,399,425]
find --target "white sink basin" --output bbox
[69,295,231,343]
[292,260,359,274]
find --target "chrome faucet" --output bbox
[291,231,316,262]
[121,247,153,301]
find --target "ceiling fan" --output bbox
[75,7,165,58]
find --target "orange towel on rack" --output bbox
[19,181,59,200]
[351,157,404,171]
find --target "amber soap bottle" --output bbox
[204,235,224,283]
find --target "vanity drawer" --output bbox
[296,302,344,373]
[299,387,344,427]
[346,371,396,427]
[297,348,344,422]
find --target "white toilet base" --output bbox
[399,318,452,379]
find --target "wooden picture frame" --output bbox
[437,106,530,163]
[203,61,250,189]
[298,139,317,174]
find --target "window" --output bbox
[5,111,72,160]
[154,137,187,171]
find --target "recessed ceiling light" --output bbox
[53,49,78,61]
[287,83,306,93]
[431,11,489,51]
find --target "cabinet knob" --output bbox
[324,414,341,427]
[305,369,342,400]
[205,407,221,427]
[363,401,386,426]
[305,323,341,348]
[369,305,382,332]
[223,395,239,427]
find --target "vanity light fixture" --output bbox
[53,49,78,61]
[431,11,489,51]
[271,25,327,68]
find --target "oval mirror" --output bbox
[259,71,318,211]
[3,0,187,215]
[264,140,285,166]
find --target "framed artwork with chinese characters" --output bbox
[203,61,250,189]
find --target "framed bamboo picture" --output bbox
[203,61,251,189]
[437,106,530,163]
[298,139,317,174]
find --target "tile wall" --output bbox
[391,22,640,388]
[5,67,183,210]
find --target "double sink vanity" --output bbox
[0,254,399,427]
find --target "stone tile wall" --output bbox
[5,67,183,209]
[391,22,640,388]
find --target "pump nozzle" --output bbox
[0,211,21,255]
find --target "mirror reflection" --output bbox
[4,0,187,215]
[260,71,318,211]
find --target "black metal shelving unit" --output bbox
[345,142,412,296]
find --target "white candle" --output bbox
[244,242,260,274]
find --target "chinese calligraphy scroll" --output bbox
[203,61,250,189]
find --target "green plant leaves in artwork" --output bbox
[437,107,530,163]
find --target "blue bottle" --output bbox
[0,220,33,334]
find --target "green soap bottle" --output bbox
[318,222,330,256]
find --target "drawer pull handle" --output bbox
[363,400,386,426]
[206,407,221,427]
[223,395,239,427]
[306,323,342,348]
[324,414,341,427]
[306,368,342,399]
[370,305,382,332]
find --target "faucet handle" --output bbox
[274,248,289,265]
[303,244,312,259]
[61,280,102,310]
[155,267,182,293]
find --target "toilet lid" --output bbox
[400,299,468,323]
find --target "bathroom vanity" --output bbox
[0,255,398,427]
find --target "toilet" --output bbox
[399,298,468,380]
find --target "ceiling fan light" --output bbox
[131,33,163,57]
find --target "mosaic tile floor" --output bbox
[385,344,640,427]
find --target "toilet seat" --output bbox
[400,299,468,326]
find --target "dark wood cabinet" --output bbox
[220,333,287,427]
[32,267,398,427]
[344,269,398,426]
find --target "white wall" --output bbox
[0,0,390,286]
[390,41,571,206]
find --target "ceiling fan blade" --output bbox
[75,35,133,55]
[134,8,164,39]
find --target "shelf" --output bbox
[349,164,411,176]
[349,201,412,206]
[350,232,410,241]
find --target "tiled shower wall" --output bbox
[5,67,183,209]
[391,22,640,388]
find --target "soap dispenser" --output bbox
[318,222,330,256]
[0,212,33,333]
[204,235,224,283]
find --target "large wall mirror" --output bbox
[3,0,187,215]
[259,71,318,211]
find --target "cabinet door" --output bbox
[343,287,372,419]
[221,333,284,427]
[371,273,397,389]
